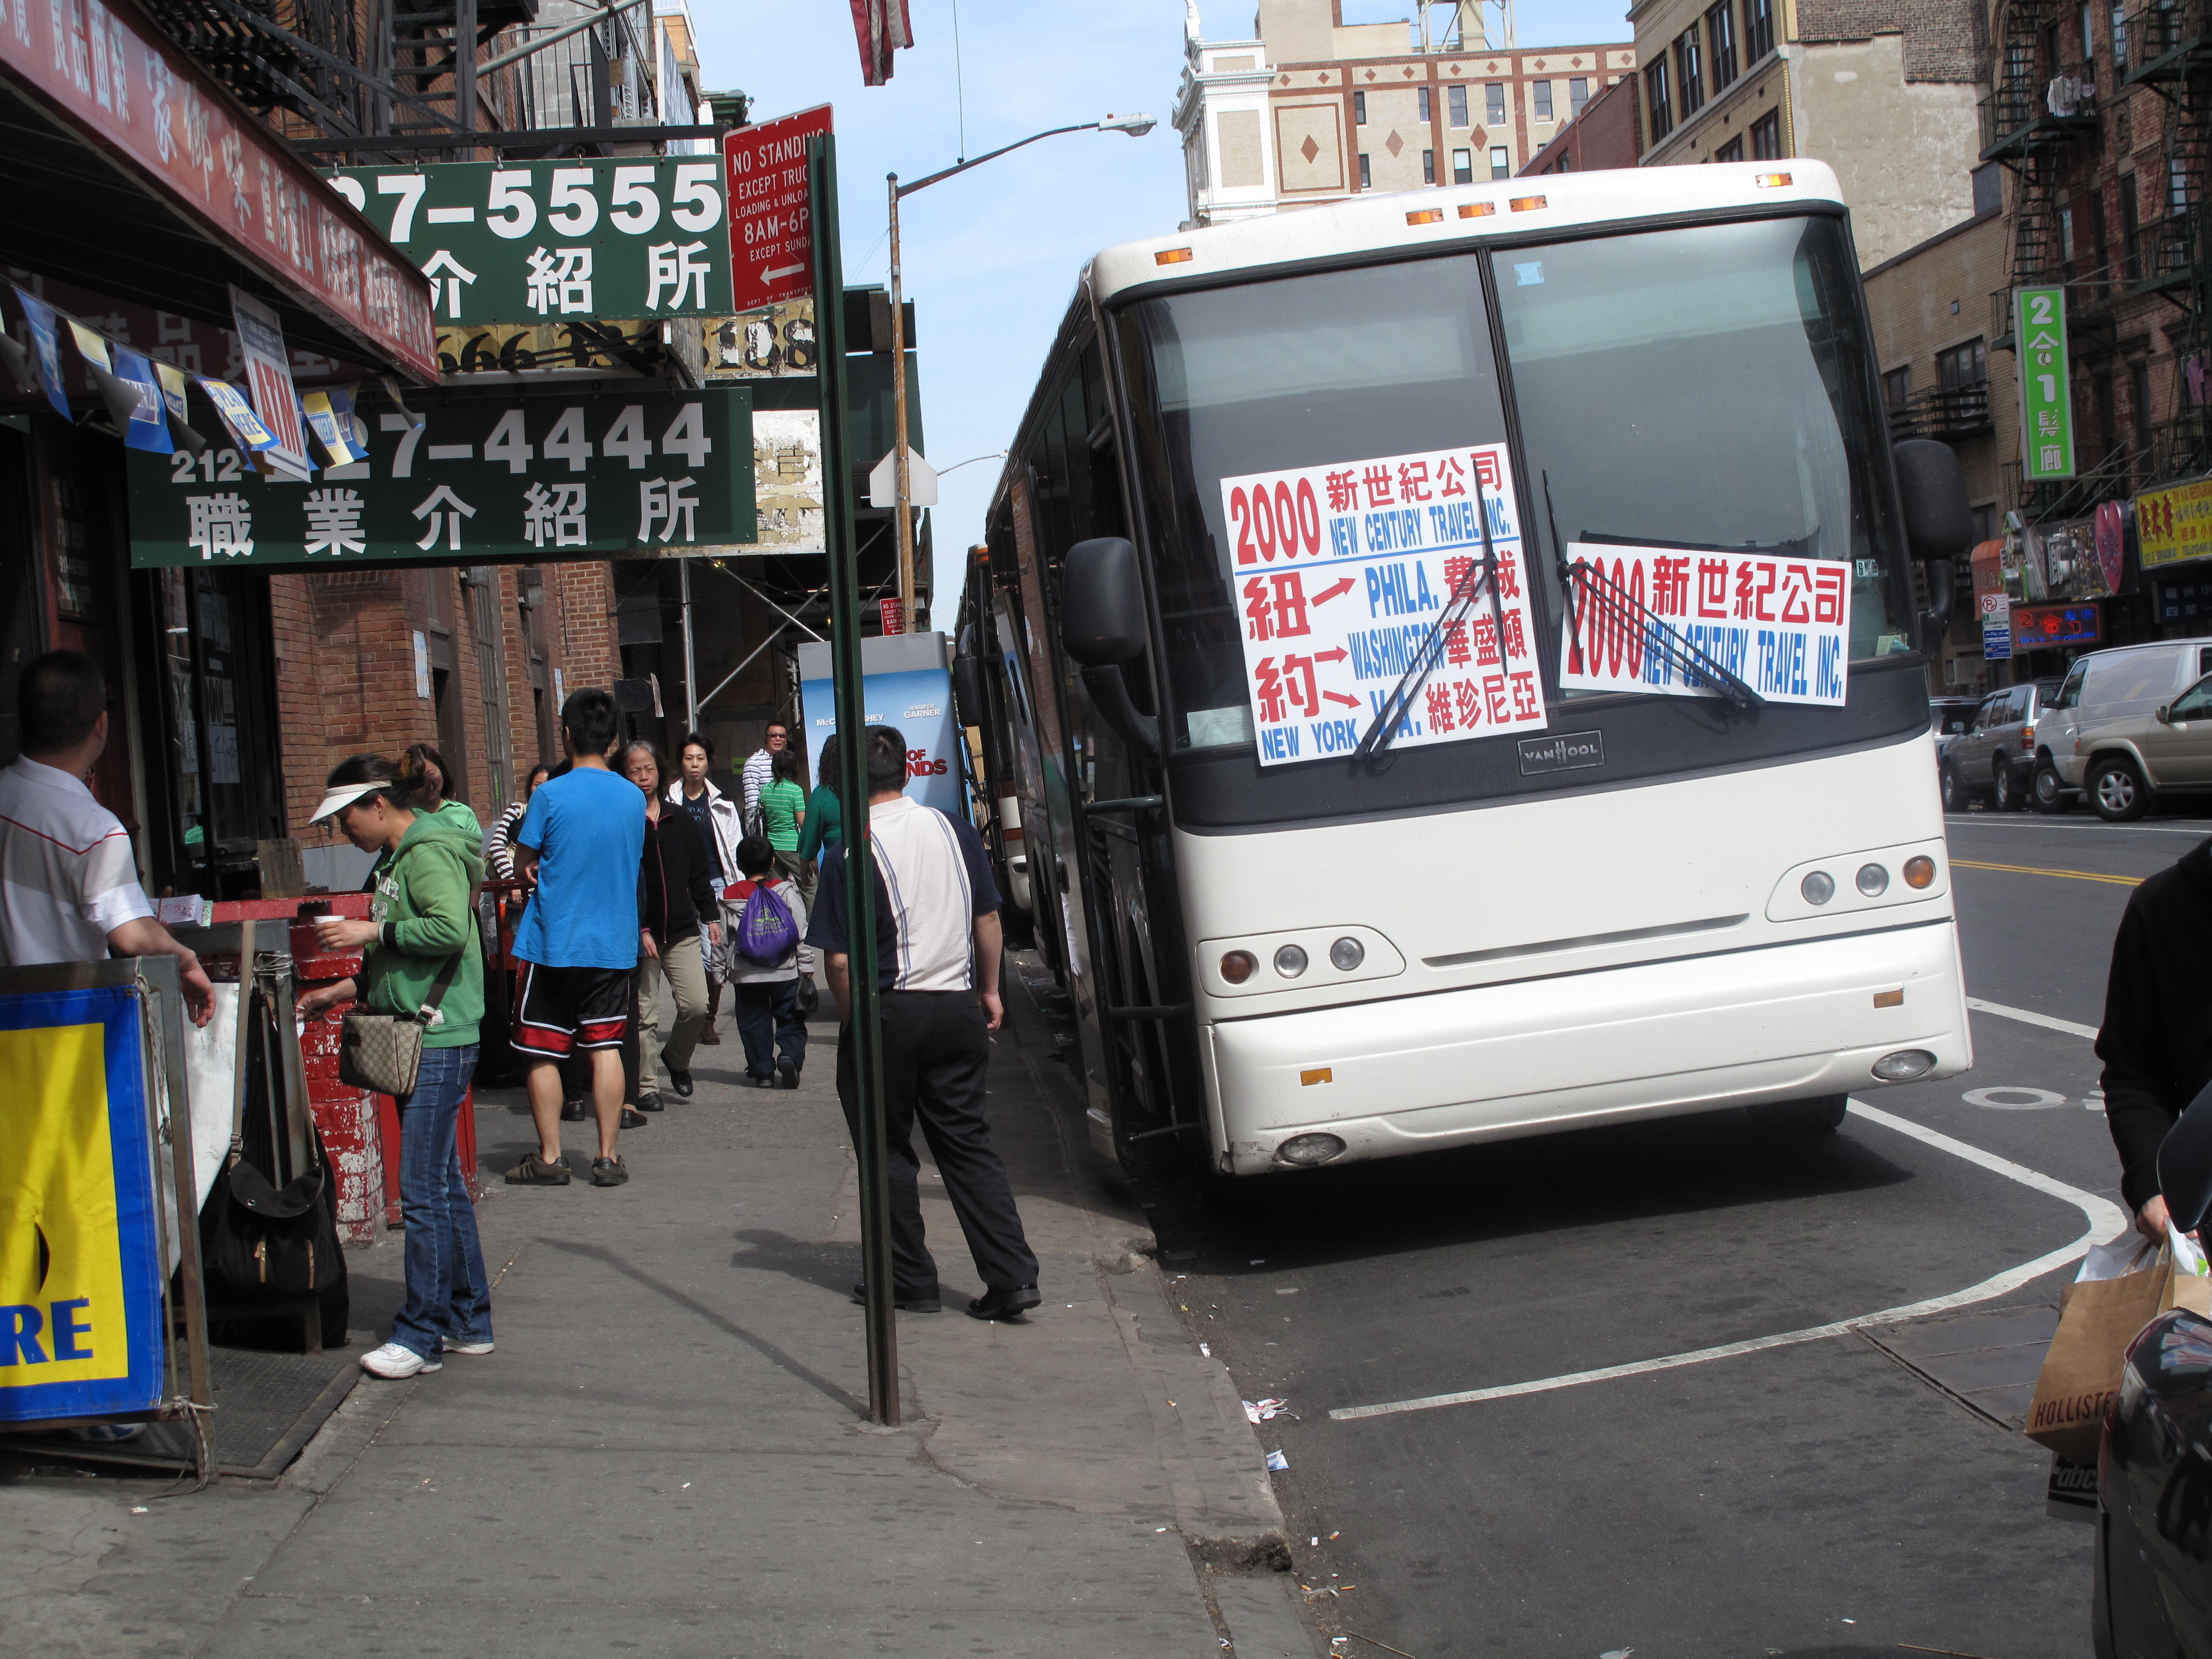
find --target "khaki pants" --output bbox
[637,933,709,1092]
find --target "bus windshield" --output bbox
[1116,212,1913,754]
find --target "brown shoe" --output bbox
[697,1024,721,1046]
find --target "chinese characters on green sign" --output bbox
[125,388,754,568]
[2015,286,2075,482]
[321,159,733,326]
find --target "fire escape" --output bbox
[1982,0,2105,517]
[2125,0,2212,482]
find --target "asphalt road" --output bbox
[1142,802,2212,1659]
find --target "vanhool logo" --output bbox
[1517,731,1604,775]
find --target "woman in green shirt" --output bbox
[757,746,808,885]
[795,734,840,894]
[401,742,483,841]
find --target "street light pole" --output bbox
[883,114,1154,633]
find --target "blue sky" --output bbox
[690,1,1634,620]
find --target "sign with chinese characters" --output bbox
[2012,602,2101,650]
[321,160,732,326]
[1217,444,1548,767]
[2158,575,2212,622]
[2015,287,2075,482]
[2136,476,2212,570]
[123,387,753,568]
[725,106,833,314]
[1557,543,1852,706]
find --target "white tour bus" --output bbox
[955,160,1973,1178]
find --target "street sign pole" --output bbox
[888,173,915,632]
[808,132,898,1426]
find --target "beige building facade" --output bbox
[1631,0,1985,268]
[1175,0,1633,225]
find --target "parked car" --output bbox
[1929,696,1980,740]
[1938,679,2064,813]
[2040,638,2212,820]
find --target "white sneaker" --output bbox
[359,1341,441,1379]
[441,1338,494,1356]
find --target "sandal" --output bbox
[504,1152,571,1186]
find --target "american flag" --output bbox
[849,0,914,86]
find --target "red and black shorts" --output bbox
[510,961,631,1059]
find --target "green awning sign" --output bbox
[126,387,754,568]
[323,159,734,326]
[2015,286,2075,482]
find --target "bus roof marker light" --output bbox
[1801,871,1835,905]
[1329,937,1364,971]
[1406,208,1444,225]
[1509,195,1547,212]
[1299,1068,1333,1087]
[1221,950,1256,984]
[1274,943,1309,978]
[1856,863,1890,897]
[1458,202,1496,218]
[1754,172,1793,187]
[1155,247,1195,265]
[1903,856,1937,889]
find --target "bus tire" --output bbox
[1753,1094,1849,1136]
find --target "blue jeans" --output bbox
[732,979,806,1080]
[390,1043,493,1358]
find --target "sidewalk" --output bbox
[3,965,1317,1658]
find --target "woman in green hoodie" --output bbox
[301,754,491,1381]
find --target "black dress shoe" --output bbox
[775,1058,799,1090]
[967,1284,1042,1322]
[560,1098,588,1123]
[620,1106,649,1129]
[662,1052,693,1097]
[849,1281,942,1313]
[635,1090,665,1112]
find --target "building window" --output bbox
[1452,146,1474,183]
[1676,24,1705,116]
[1486,82,1507,125]
[1358,152,1372,189]
[1569,77,1590,118]
[1490,146,1510,178]
[1533,80,1553,121]
[1884,366,1911,414]
[2113,3,2129,69]
[2121,173,2142,280]
[1750,107,1782,159]
[2060,203,2077,265]
[2079,1,2095,57]
[1714,133,1744,162]
[1937,338,1988,391]
[1448,84,1469,127]
[1354,90,1367,126]
[1419,85,1432,121]
[1708,1,1739,88]
[1423,148,1436,183]
[1645,59,1674,143]
[1746,0,1774,62]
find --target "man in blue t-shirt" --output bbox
[504,688,647,1190]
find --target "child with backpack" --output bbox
[726,835,812,1088]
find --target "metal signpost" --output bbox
[808,131,899,1425]
[124,387,754,568]
[2015,285,2076,483]
[726,106,835,314]
[323,159,734,326]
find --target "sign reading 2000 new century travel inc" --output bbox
[125,388,754,568]
[322,160,733,325]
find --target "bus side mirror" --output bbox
[952,654,985,729]
[1894,439,1969,656]
[1061,537,1148,666]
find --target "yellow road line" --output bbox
[1952,858,2142,887]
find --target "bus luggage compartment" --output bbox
[1203,920,1969,1175]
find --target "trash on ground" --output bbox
[1244,1397,1293,1423]
[1266,1449,1289,1471]
[129,1506,149,1514]
[1600,1650,1634,1658]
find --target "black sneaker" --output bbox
[559,1098,588,1123]
[850,1281,942,1313]
[590,1155,629,1187]
[775,1059,799,1090]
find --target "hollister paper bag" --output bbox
[2026,1232,2212,1462]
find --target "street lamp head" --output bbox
[1098,113,1157,137]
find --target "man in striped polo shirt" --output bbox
[807,724,1040,1320]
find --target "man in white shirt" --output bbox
[0,651,212,1024]
[740,719,791,833]
[807,724,1039,1321]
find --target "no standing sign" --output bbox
[725,105,835,314]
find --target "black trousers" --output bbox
[836,989,1039,1297]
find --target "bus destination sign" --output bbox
[1217,442,1550,767]
[1557,543,1852,707]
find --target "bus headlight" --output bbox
[1903,856,1936,889]
[1221,950,1256,984]
[1329,936,1365,970]
[1801,871,1835,905]
[1856,863,1890,897]
[1275,1132,1346,1167]
[1872,1048,1936,1081]
[1274,944,1309,978]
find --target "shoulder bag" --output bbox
[338,948,462,1097]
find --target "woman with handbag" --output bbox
[301,754,492,1380]
[625,740,718,1107]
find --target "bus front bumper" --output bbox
[1205,920,1970,1176]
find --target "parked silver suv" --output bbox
[1938,679,2063,812]
[2035,637,2212,816]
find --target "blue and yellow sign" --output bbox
[0,987,164,1421]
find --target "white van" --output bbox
[2035,637,2212,814]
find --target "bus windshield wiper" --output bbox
[1543,474,1765,715]
[1352,471,1511,766]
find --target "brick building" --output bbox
[1175,0,1633,224]
[1523,63,1643,172]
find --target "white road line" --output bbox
[1327,1100,2128,1422]
[1966,997,2101,1042]
[1947,816,2212,835]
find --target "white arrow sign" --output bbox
[868,445,938,508]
